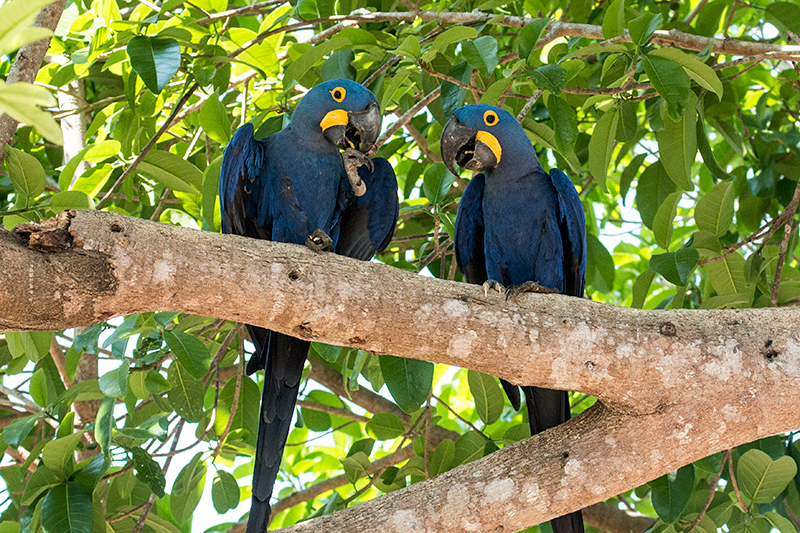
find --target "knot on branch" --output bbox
[14,210,75,252]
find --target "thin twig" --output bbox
[96,83,200,209]
[686,451,729,533]
[727,449,748,512]
[212,334,244,461]
[517,89,545,122]
[377,88,441,147]
[432,394,486,437]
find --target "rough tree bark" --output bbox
[1,210,799,532]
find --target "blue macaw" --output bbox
[441,104,587,533]
[219,79,398,533]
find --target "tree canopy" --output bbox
[1,0,800,532]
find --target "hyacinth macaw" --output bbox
[219,79,398,533]
[441,103,587,533]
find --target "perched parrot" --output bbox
[440,104,587,533]
[219,79,398,533]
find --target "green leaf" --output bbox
[479,78,513,106]
[366,413,406,440]
[422,162,455,207]
[132,447,166,498]
[127,36,181,94]
[642,54,691,121]
[138,150,203,194]
[200,94,232,145]
[547,94,576,153]
[563,43,629,61]
[429,439,455,476]
[602,0,625,39]
[49,191,94,211]
[706,252,748,296]
[467,370,504,426]
[628,12,662,46]
[0,82,62,144]
[649,249,699,286]
[631,269,655,308]
[379,355,433,414]
[517,18,549,61]
[766,511,798,533]
[649,48,723,100]
[656,92,697,190]
[429,27,478,54]
[3,414,38,448]
[653,191,682,250]
[163,331,211,379]
[22,466,60,506]
[285,38,350,82]
[650,465,695,523]
[453,432,488,465]
[3,145,45,199]
[636,161,678,229]
[94,396,115,459]
[737,449,797,504]
[211,471,240,514]
[59,140,121,191]
[695,181,734,236]
[341,451,370,485]
[531,64,567,96]
[0,0,55,56]
[40,482,94,533]
[29,368,47,407]
[587,105,619,192]
[765,3,800,36]
[167,362,205,423]
[42,432,84,479]
[586,234,616,293]
[395,35,421,60]
[170,452,207,524]
[462,36,498,76]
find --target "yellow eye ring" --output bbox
[483,110,499,127]
[331,87,346,102]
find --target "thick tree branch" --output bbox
[2,210,800,531]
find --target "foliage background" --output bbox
[1,0,800,531]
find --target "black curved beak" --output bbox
[440,114,498,175]
[323,101,380,153]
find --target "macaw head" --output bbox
[440,104,539,176]
[290,79,380,153]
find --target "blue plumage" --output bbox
[219,79,398,533]
[442,104,587,533]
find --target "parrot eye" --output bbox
[331,87,346,103]
[483,110,499,127]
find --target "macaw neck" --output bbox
[283,121,339,155]
[484,140,543,181]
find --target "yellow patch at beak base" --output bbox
[320,109,349,131]
[476,131,502,163]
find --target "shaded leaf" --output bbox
[170,452,206,524]
[653,191,681,250]
[462,36,498,76]
[211,471,239,514]
[132,447,166,498]
[531,64,567,96]
[695,181,735,236]
[366,413,406,440]
[650,465,695,523]
[379,355,433,414]
[656,92,697,190]
[3,145,45,199]
[587,105,619,192]
[138,150,203,194]
[167,362,204,423]
[127,36,181,94]
[649,249,699,286]
[467,370,504,426]
[649,48,723,99]
[642,54,691,120]
[40,482,93,533]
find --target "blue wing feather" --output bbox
[219,123,272,239]
[335,158,399,260]
[454,173,487,285]
[549,168,587,297]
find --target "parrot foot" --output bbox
[482,279,504,296]
[343,146,376,197]
[504,281,559,300]
[306,229,334,252]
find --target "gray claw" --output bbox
[306,229,334,252]
[482,279,504,297]
[504,281,559,300]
